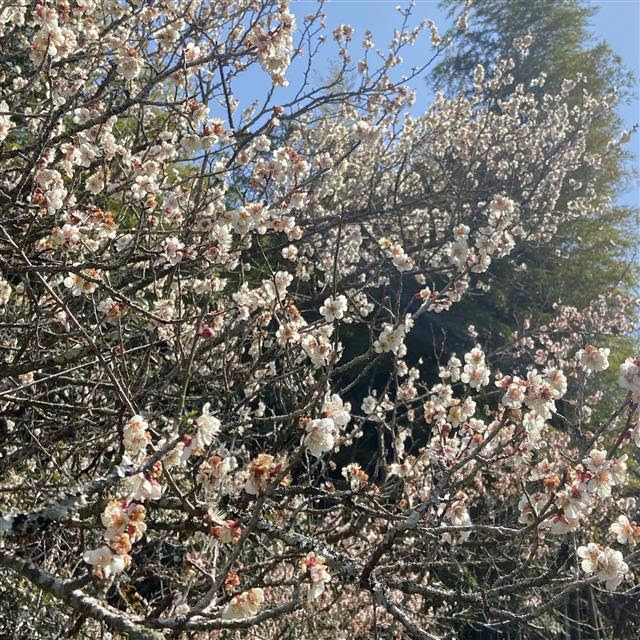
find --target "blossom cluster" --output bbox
[0,1,637,638]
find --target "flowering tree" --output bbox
[0,1,638,639]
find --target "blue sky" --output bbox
[232,1,639,206]
[591,0,639,206]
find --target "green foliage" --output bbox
[434,0,634,101]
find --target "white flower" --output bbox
[101,501,128,539]
[0,100,14,143]
[342,462,369,489]
[460,349,490,389]
[123,415,150,456]
[153,298,175,322]
[244,453,276,495]
[609,515,639,547]
[162,440,185,471]
[222,588,264,619]
[439,355,461,382]
[322,393,351,427]
[522,412,546,450]
[302,553,331,602]
[319,295,348,322]
[123,472,162,501]
[632,420,640,448]
[361,395,378,415]
[304,418,336,458]
[301,333,332,368]
[212,519,242,544]
[197,453,237,493]
[460,363,490,389]
[83,545,128,579]
[501,380,526,409]
[517,491,548,526]
[181,134,201,154]
[597,547,628,590]
[353,119,378,141]
[63,269,100,296]
[583,448,608,472]
[447,398,475,426]
[379,239,413,272]
[577,542,601,573]
[98,297,123,324]
[440,492,472,543]
[576,345,610,374]
[117,52,142,80]
[555,482,590,520]
[577,542,629,591]
[577,543,628,590]
[488,194,515,225]
[77,143,98,167]
[101,501,146,542]
[373,318,411,355]
[193,402,220,447]
[544,367,567,398]
[619,357,640,401]
[587,470,614,499]
[0,276,11,305]
[86,170,106,194]
[281,245,298,261]
[163,236,185,265]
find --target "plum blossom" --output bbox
[0,276,11,306]
[98,297,124,324]
[440,492,473,543]
[123,415,151,456]
[197,452,237,494]
[245,453,277,495]
[632,419,640,448]
[163,236,185,265]
[518,492,549,526]
[123,471,163,502]
[619,357,640,401]
[577,543,628,590]
[1,0,639,631]
[460,348,490,389]
[85,168,108,194]
[439,355,462,382]
[301,332,334,368]
[101,501,147,543]
[342,462,369,489]
[447,397,476,426]
[374,315,413,355]
[223,588,265,620]
[555,482,591,522]
[117,50,142,80]
[576,345,610,373]
[0,100,13,142]
[303,553,331,602]
[609,515,640,547]
[322,393,351,427]
[501,378,526,409]
[192,402,220,449]
[83,545,129,579]
[522,412,547,451]
[212,520,242,545]
[63,269,101,296]
[379,238,413,272]
[304,418,336,458]
[319,295,348,322]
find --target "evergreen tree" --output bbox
[430,0,638,409]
